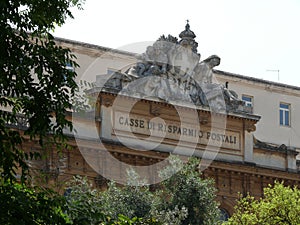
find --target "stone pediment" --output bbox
[100,22,249,114]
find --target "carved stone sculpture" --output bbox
[102,22,247,113]
[193,55,220,85]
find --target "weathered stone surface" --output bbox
[100,22,247,113]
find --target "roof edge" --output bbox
[54,36,137,57]
[214,69,300,91]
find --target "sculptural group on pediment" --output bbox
[103,22,245,113]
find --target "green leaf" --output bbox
[0,0,84,183]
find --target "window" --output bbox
[242,95,253,107]
[280,103,290,126]
[219,208,230,221]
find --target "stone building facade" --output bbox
[9,23,300,217]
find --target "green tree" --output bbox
[64,176,162,225]
[106,215,161,225]
[0,179,70,225]
[64,156,220,225]
[0,1,85,224]
[64,176,106,225]
[0,0,84,182]
[98,168,187,225]
[159,156,220,225]
[224,181,300,225]
[100,169,154,221]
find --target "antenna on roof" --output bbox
[266,69,280,82]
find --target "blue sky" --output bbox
[54,0,300,86]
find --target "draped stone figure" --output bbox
[193,55,220,85]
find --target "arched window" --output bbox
[219,208,230,221]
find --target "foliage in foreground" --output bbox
[224,181,300,225]
[64,170,186,225]
[65,156,220,225]
[159,156,220,225]
[0,156,220,224]
[0,0,84,182]
[0,178,161,225]
[0,179,69,225]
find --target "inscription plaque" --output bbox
[113,111,241,150]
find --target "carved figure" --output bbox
[193,55,220,85]
[151,41,168,74]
